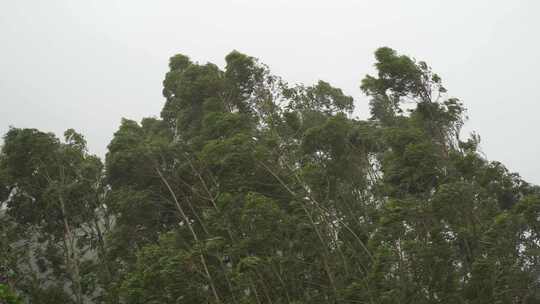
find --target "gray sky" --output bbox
[1,0,539,184]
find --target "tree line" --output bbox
[1,48,539,303]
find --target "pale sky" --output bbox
[1,0,539,184]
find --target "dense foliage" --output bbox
[1,48,539,303]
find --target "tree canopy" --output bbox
[1,48,539,304]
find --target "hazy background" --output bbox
[1,0,539,183]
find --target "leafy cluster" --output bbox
[1,48,539,303]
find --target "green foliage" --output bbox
[1,128,110,304]
[0,284,22,304]
[2,48,539,304]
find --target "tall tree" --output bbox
[1,128,111,304]
[3,47,539,304]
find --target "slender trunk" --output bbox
[59,197,83,304]
[155,167,222,304]
[258,161,338,295]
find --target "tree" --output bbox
[2,48,539,304]
[0,128,110,304]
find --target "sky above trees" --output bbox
[1,0,539,183]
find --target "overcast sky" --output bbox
[1,0,539,184]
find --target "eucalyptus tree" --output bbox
[2,47,539,304]
[0,128,111,304]
[359,47,540,303]
[107,48,540,304]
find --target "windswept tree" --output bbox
[0,128,111,304]
[2,48,539,304]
